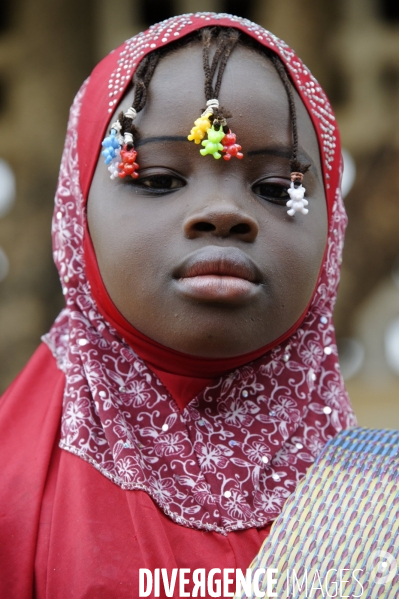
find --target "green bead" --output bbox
[200,126,225,159]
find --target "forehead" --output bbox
[129,40,322,176]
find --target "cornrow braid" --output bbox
[201,27,240,125]
[100,50,163,180]
[202,28,213,101]
[213,30,239,101]
[119,51,163,147]
[202,28,239,102]
[270,55,310,215]
[270,54,310,176]
[209,31,229,82]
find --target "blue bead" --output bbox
[101,129,121,164]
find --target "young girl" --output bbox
[0,11,369,598]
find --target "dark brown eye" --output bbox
[253,182,289,204]
[140,175,184,191]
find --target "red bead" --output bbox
[117,145,140,179]
[221,130,243,161]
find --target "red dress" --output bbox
[0,344,270,598]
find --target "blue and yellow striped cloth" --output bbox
[236,428,399,598]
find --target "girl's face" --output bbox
[88,42,327,358]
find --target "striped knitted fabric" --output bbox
[236,428,399,598]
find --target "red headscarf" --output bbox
[44,13,356,534]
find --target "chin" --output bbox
[169,316,272,358]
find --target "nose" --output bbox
[183,204,259,243]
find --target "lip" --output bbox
[174,247,262,302]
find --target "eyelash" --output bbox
[125,173,185,194]
[252,181,290,205]
[124,172,290,205]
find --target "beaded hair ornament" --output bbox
[101,28,310,216]
[101,52,161,180]
[187,29,243,162]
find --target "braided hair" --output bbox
[117,26,310,176]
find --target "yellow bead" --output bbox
[187,129,204,143]
[187,115,211,144]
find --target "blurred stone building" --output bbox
[0,0,398,426]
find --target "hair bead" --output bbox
[200,125,225,159]
[101,51,162,180]
[188,28,243,161]
[221,130,243,161]
[286,172,308,216]
[118,145,139,179]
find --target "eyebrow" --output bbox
[136,136,188,147]
[136,137,320,180]
[247,146,318,178]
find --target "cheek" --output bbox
[285,227,326,310]
[256,198,327,314]
[267,241,323,326]
[89,193,175,308]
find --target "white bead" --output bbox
[224,490,231,498]
[124,107,137,120]
[320,316,328,324]
[124,132,133,144]
[63,276,69,283]
[162,423,169,432]
[296,443,303,449]
[119,386,127,393]
[78,339,88,346]
[262,456,269,464]
[323,406,332,414]
[272,473,280,481]
[324,346,332,355]
[286,183,308,216]
[242,390,249,398]
[56,211,62,220]
[99,391,106,398]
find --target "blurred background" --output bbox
[0,0,398,427]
